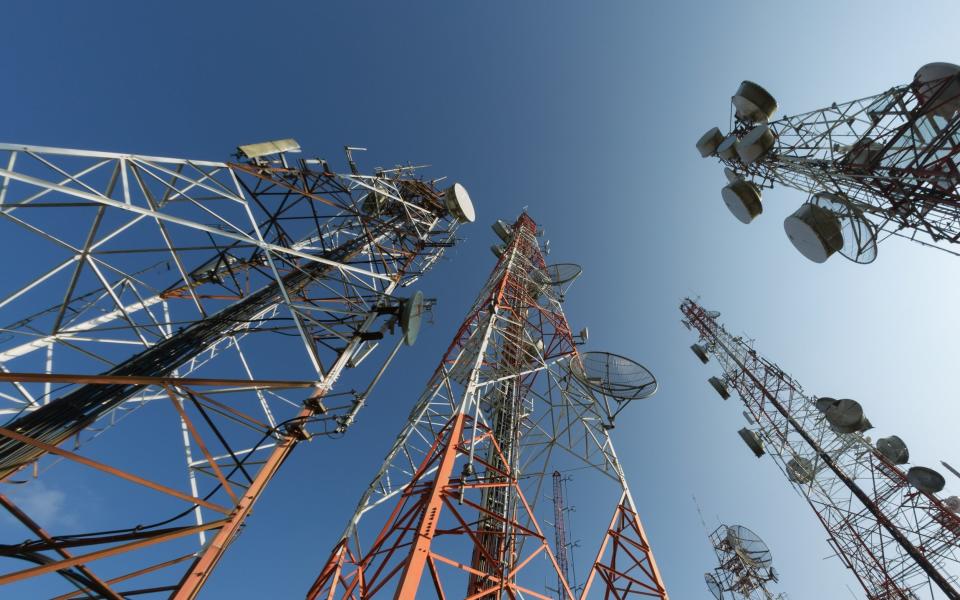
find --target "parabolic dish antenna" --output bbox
[738,428,765,458]
[784,193,877,264]
[546,263,582,287]
[818,398,867,433]
[691,344,710,364]
[725,525,773,568]
[443,183,476,223]
[705,572,724,600]
[399,291,425,346]
[815,397,837,413]
[570,352,658,402]
[722,180,763,224]
[914,62,960,119]
[784,203,843,263]
[810,192,878,264]
[716,134,740,162]
[492,219,512,242]
[697,127,724,158]
[945,496,960,513]
[735,124,776,165]
[908,466,946,494]
[708,376,730,400]
[876,435,910,465]
[732,80,778,123]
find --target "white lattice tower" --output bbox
[0,140,475,598]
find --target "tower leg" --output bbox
[394,412,468,599]
[580,493,669,599]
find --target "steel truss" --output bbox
[309,214,668,599]
[0,142,470,598]
[552,471,573,596]
[682,299,960,600]
[721,70,960,252]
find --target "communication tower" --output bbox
[705,522,787,600]
[309,213,669,599]
[0,140,474,598]
[552,470,574,597]
[697,63,960,263]
[681,298,960,600]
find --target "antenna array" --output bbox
[698,64,960,263]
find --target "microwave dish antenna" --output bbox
[725,525,774,569]
[876,436,910,465]
[569,351,657,425]
[705,572,724,599]
[699,65,960,264]
[547,263,583,286]
[784,193,879,264]
[908,467,947,494]
[544,263,583,300]
[570,352,658,402]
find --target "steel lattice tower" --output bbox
[681,298,960,600]
[552,471,573,597]
[309,213,669,599]
[0,140,475,598]
[696,63,960,264]
[704,522,787,600]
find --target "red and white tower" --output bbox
[697,64,960,263]
[0,140,475,598]
[682,298,960,600]
[309,213,669,599]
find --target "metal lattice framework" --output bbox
[552,471,574,596]
[681,299,960,600]
[699,65,960,260]
[704,523,787,600]
[0,141,473,599]
[309,213,669,600]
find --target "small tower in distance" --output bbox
[705,522,788,600]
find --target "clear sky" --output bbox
[1,1,959,598]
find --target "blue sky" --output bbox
[1,1,960,598]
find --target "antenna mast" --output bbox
[705,522,787,600]
[697,64,960,263]
[681,298,960,600]
[309,213,669,599]
[552,470,572,596]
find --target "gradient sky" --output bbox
[1,1,960,598]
